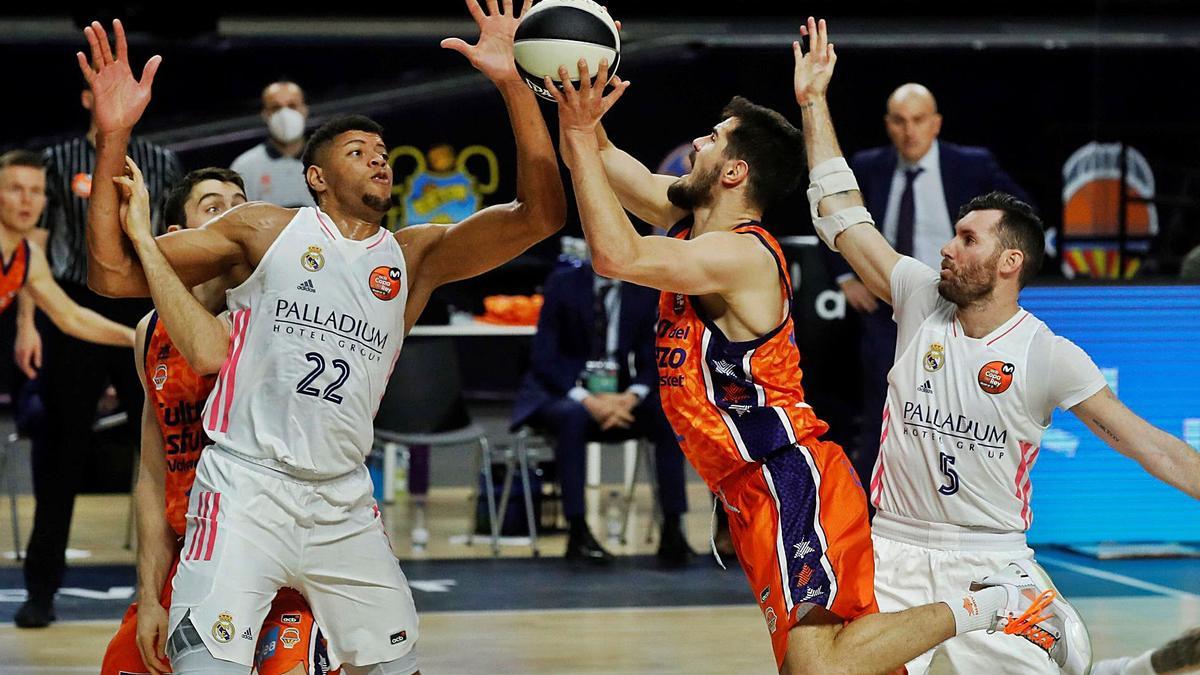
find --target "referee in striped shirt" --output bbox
[14,87,181,628]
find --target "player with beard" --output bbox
[78,1,565,672]
[545,35,1089,674]
[795,16,1200,674]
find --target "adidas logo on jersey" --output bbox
[918,380,934,394]
[241,627,254,641]
[297,279,316,293]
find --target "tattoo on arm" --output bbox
[1151,627,1200,674]
[1092,418,1121,444]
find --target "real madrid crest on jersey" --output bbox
[300,245,325,272]
[923,343,945,372]
[212,611,236,643]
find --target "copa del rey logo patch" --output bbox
[369,266,403,301]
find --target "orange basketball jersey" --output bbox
[655,222,830,488]
[144,311,218,536]
[0,239,30,316]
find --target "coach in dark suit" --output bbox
[830,83,1032,491]
[512,260,690,566]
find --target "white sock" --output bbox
[941,586,1008,636]
[1123,650,1157,675]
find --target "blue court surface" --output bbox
[1,546,1196,624]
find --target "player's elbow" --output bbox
[87,269,136,298]
[518,197,567,238]
[190,348,228,376]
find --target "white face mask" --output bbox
[267,107,306,143]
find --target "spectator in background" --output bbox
[1181,243,1200,280]
[230,80,316,208]
[828,82,1032,491]
[511,256,692,567]
[14,84,181,629]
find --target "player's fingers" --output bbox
[601,79,630,112]
[113,18,128,61]
[502,0,513,16]
[93,21,114,65]
[544,76,567,105]
[440,37,471,57]
[577,59,592,95]
[76,52,95,84]
[140,54,162,89]
[485,0,500,17]
[595,58,609,90]
[83,26,103,70]
[463,0,485,22]
[557,66,579,101]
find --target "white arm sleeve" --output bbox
[889,256,944,355]
[1025,329,1108,425]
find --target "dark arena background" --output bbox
[2,1,1199,672]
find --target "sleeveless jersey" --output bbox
[0,239,30,315]
[202,207,407,479]
[144,311,217,536]
[655,222,830,489]
[873,258,1105,532]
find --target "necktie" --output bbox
[591,281,613,360]
[895,166,924,257]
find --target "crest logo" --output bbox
[301,246,325,272]
[211,612,235,644]
[923,343,945,373]
[152,364,168,391]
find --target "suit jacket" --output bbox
[510,263,660,430]
[826,141,1032,281]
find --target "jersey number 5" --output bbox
[296,352,351,404]
[937,452,959,496]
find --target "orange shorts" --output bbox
[101,553,335,674]
[718,440,879,668]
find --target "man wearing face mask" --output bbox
[230,80,316,208]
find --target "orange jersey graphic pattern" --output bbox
[0,239,30,315]
[144,312,218,536]
[655,223,829,489]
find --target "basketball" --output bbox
[513,0,620,101]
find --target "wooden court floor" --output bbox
[2,489,1199,673]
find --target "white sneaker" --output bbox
[972,558,1092,675]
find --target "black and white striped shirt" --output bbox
[39,137,183,285]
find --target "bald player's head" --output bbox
[884,82,942,164]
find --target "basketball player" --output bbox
[794,16,1200,674]
[101,163,337,675]
[0,150,132,346]
[544,46,1088,675]
[78,0,565,671]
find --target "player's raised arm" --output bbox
[552,60,772,295]
[407,0,566,296]
[77,19,255,298]
[794,17,902,304]
[593,122,688,229]
[1071,387,1200,501]
[115,157,233,374]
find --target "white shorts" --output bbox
[168,447,419,669]
[871,512,1056,675]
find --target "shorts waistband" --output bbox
[872,511,1029,552]
[208,444,361,485]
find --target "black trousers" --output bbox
[532,394,687,520]
[23,282,148,602]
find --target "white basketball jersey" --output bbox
[871,258,1106,533]
[203,207,407,479]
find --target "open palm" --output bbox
[76,20,161,133]
[441,0,530,85]
[793,17,837,105]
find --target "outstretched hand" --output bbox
[76,19,161,134]
[546,58,630,137]
[441,0,529,85]
[793,16,837,106]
